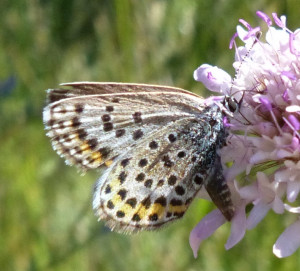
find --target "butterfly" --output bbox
[43,82,237,233]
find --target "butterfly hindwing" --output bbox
[93,106,229,232]
[93,118,202,232]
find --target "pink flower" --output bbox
[191,11,300,258]
[193,64,231,93]
[273,218,300,257]
[189,209,226,258]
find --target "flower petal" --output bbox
[273,219,300,258]
[284,204,300,213]
[287,181,300,202]
[272,196,285,214]
[238,183,258,201]
[247,201,270,229]
[189,209,225,258]
[236,25,249,41]
[286,105,300,112]
[225,205,246,249]
[193,64,231,93]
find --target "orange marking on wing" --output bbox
[105,160,113,167]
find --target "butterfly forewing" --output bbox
[43,83,206,171]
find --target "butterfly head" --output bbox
[221,95,241,117]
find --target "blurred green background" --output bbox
[1,0,300,270]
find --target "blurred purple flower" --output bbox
[193,64,231,93]
[191,11,300,258]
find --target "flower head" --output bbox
[191,11,300,258]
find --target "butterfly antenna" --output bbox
[229,31,262,95]
[230,32,261,125]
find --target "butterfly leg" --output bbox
[204,154,235,221]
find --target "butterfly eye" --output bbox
[224,96,239,113]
